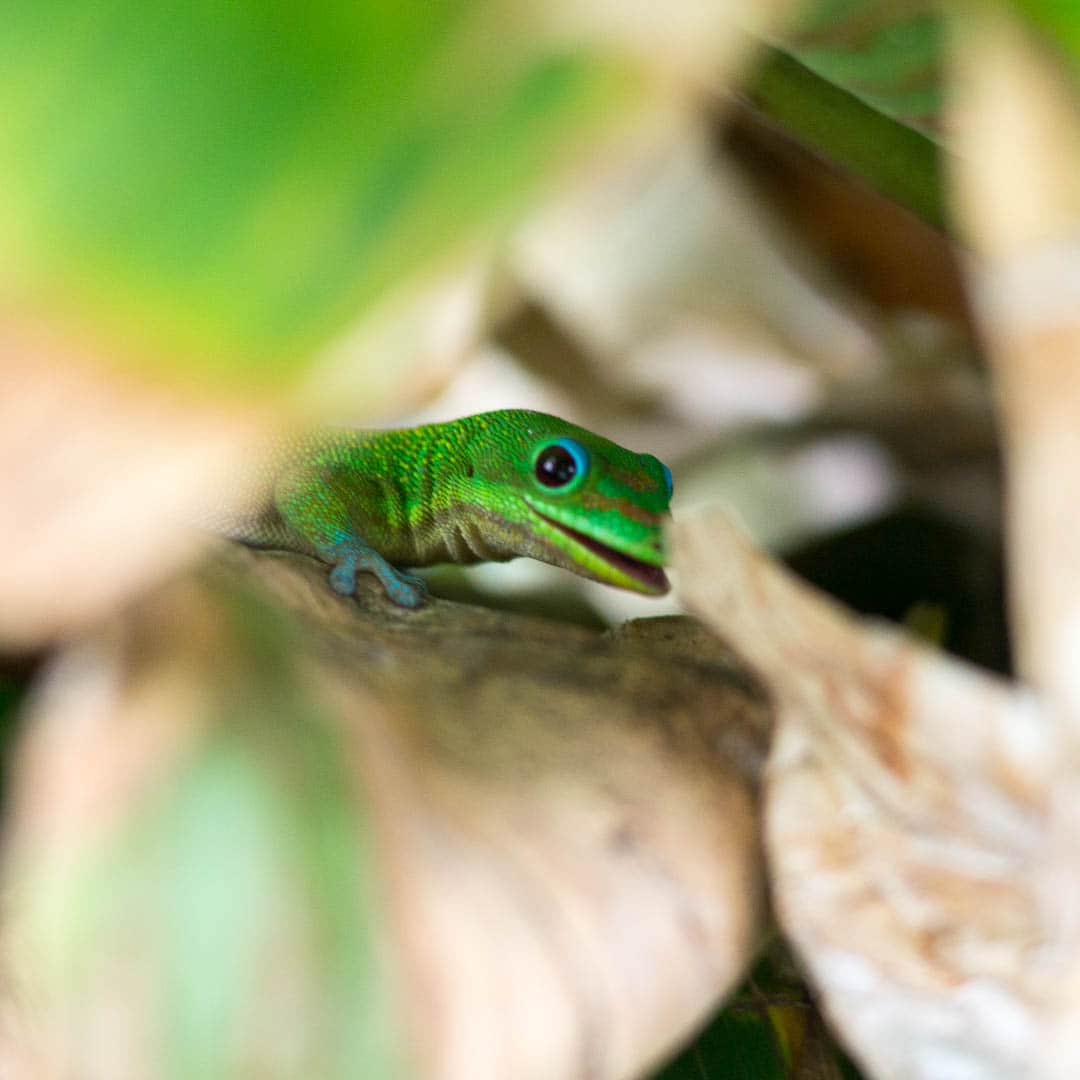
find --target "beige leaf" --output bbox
[2,549,767,1079]
[0,324,263,649]
[949,8,1080,717]
[673,511,1078,1079]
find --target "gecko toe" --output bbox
[385,578,427,608]
[328,563,357,596]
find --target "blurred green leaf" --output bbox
[0,667,30,808]
[650,950,794,1080]
[652,1004,789,1080]
[649,946,866,1080]
[0,670,28,732]
[0,0,636,390]
[1009,0,1080,76]
[159,734,292,1079]
[783,0,943,135]
[27,579,398,1077]
[746,0,946,229]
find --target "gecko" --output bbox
[211,409,673,608]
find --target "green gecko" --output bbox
[215,409,673,608]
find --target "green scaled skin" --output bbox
[222,409,673,608]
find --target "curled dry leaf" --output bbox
[2,547,768,1080]
[0,324,264,650]
[672,511,1080,1079]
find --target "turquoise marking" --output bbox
[554,437,589,482]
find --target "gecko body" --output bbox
[212,409,673,607]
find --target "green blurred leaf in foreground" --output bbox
[13,577,398,1078]
[747,0,946,229]
[0,1,635,389]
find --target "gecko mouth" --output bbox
[528,505,669,593]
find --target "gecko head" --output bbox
[469,411,673,596]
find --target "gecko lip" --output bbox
[528,505,669,593]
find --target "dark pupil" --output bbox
[535,445,577,487]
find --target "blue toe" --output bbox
[328,563,356,596]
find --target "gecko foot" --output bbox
[326,545,428,608]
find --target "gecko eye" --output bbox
[534,438,589,491]
[661,463,673,498]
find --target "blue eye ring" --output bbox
[661,463,674,499]
[532,437,589,493]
